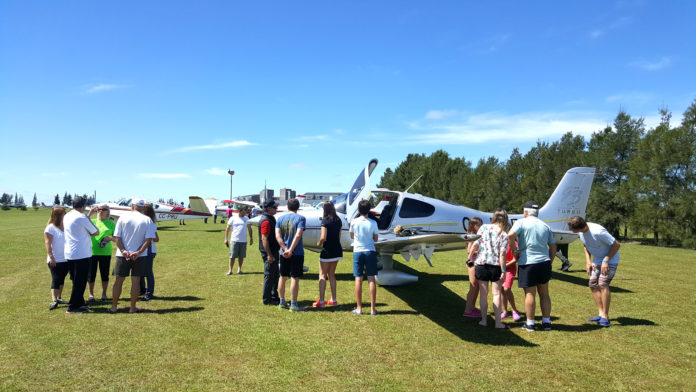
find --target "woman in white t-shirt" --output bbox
[44,207,68,310]
[224,208,253,275]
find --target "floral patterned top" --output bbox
[473,224,508,267]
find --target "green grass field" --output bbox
[1,209,694,391]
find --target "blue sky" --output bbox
[1,1,694,204]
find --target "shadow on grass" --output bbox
[615,317,657,326]
[550,271,633,293]
[89,306,205,314]
[151,295,205,301]
[384,261,538,347]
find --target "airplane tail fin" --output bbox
[539,167,595,232]
[204,198,218,215]
[188,196,212,216]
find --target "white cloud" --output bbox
[604,92,653,105]
[406,111,608,145]
[630,57,673,71]
[137,173,191,179]
[83,84,125,94]
[589,16,631,39]
[297,134,330,142]
[205,168,228,176]
[167,140,255,153]
[425,110,458,120]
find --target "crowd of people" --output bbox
[44,196,621,328]
[43,197,158,314]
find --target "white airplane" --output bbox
[250,159,595,286]
[106,196,212,222]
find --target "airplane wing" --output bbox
[375,233,480,265]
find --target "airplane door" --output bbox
[345,159,378,221]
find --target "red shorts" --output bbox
[503,264,517,289]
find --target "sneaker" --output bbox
[139,296,150,302]
[312,300,326,308]
[326,299,338,306]
[278,302,289,310]
[512,311,521,321]
[289,304,306,312]
[49,300,59,310]
[56,298,67,304]
[521,324,535,332]
[462,309,481,318]
[598,318,611,328]
[87,297,96,303]
[542,322,552,331]
[501,312,508,319]
[588,315,602,323]
[100,296,108,302]
[66,307,88,314]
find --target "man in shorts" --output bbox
[567,216,621,328]
[259,200,281,305]
[275,198,306,312]
[224,207,253,275]
[63,197,99,314]
[349,200,380,316]
[110,199,156,314]
[508,201,556,331]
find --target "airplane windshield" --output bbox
[332,193,348,214]
[118,199,131,207]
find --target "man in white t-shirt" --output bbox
[63,197,99,314]
[224,208,253,275]
[110,199,156,314]
[568,216,621,328]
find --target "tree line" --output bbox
[378,101,696,248]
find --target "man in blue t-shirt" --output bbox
[275,198,306,312]
[508,201,556,331]
[349,200,380,316]
[568,216,621,328]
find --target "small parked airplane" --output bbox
[105,196,212,222]
[250,159,595,286]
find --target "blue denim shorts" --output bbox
[353,251,378,277]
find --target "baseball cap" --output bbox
[262,200,279,209]
[133,199,146,207]
[524,200,539,209]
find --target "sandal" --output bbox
[352,309,362,315]
[108,307,118,314]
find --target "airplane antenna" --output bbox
[404,175,423,193]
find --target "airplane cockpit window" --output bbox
[332,193,348,214]
[118,199,132,207]
[398,198,435,218]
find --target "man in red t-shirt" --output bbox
[258,200,281,305]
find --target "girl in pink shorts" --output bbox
[501,245,521,321]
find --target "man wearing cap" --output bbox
[63,197,100,314]
[567,216,620,328]
[508,201,557,331]
[110,199,156,314]
[258,200,281,305]
[87,203,116,302]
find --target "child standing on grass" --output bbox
[349,200,379,316]
[501,244,521,321]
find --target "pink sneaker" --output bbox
[512,311,521,321]
[501,312,508,319]
[463,308,482,318]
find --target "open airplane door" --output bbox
[345,159,379,221]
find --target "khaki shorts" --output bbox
[113,256,149,277]
[230,242,247,258]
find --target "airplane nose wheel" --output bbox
[375,254,418,286]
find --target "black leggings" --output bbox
[48,263,70,289]
[89,255,111,283]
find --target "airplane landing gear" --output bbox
[376,254,418,286]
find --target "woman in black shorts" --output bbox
[314,202,343,308]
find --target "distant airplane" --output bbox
[250,159,595,286]
[106,196,211,222]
